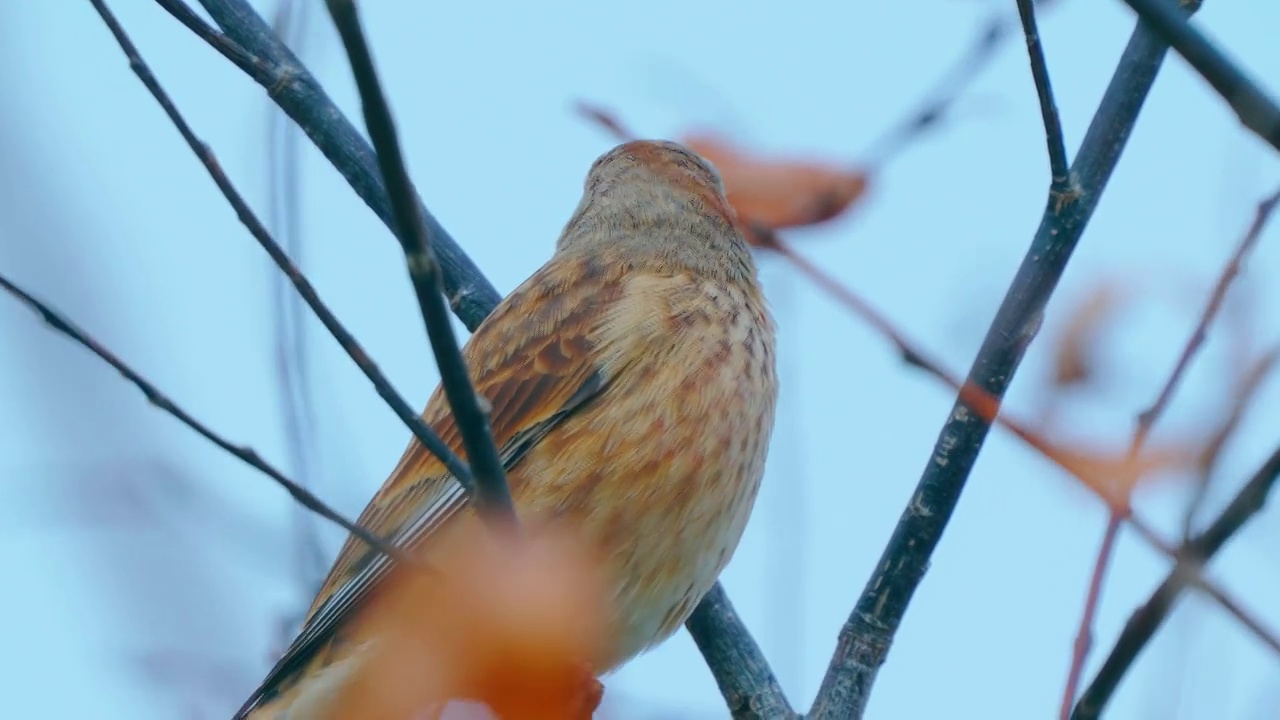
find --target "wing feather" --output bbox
[236,256,624,717]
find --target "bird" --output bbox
[234,139,779,719]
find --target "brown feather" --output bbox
[239,140,779,719]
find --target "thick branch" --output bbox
[808,5,1203,718]
[686,584,798,720]
[1121,0,1280,153]
[192,0,502,329]
[322,0,515,523]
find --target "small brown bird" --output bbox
[235,140,779,719]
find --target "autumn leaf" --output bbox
[330,525,611,720]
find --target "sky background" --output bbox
[2,1,1280,718]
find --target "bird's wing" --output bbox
[235,255,628,718]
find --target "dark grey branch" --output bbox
[322,0,515,523]
[807,3,1204,718]
[191,0,502,329]
[1121,0,1280,154]
[1015,0,1070,189]
[686,584,798,720]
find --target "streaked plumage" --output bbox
[236,140,778,719]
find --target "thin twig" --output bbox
[153,0,273,85]
[1072,440,1280,720]
[266,0,326,600]
[1060,184,1280,715]
[93,0,481,498]
[1184,346,1280,536]
[1120,0,1280,154]
[1135,187,1280,442]
[1015,0,1071,190]
[809,5,1205,718]
[1059,515,1123,720]
[859,0,1061,170]
[322,0,516,524]
[190,0,503,328]
[0,270,401,562]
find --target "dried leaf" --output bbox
[330,525,611,720]
[1050,282,1124,390]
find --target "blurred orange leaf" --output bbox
[1039,439,1199,511]
[331,524,611,720]
[1051,282,1125,390]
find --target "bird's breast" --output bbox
[512,272,778,668]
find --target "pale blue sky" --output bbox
[2,1,1280,718]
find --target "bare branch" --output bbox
[770,231,1276,655]
[1185,346,1280,536]
[1060,184,1280,715]
[1072,439,1280,719]
[0,270,401,562]
[322,0,516,524]
[859,0,1060,170]
[1015,0,1070,189]
[809,4,1206,717]
[1059,515,1123,720]
[94,0,482,499]
[686,584,798,720]
[189,0,503,329]
[1136,186,1280,443]
[1120,0,1280,154]
[154,0,271,84]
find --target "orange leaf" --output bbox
[331,525,611,720]
[682,133,869,233]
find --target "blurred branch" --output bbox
[1060,516,1123,720]
[859,0,1060,170]
[1015,0,1070,190]
[0,270,401,561]
[1135,187,1280,445]
[92,0,484,502]
[1185,347,1280,536]
[322,0,515,523]
[265,0,326,605]
[1060,184,1280,717]
[184,0,503,328]
[1072,436,1280,720]
[1120,0,1280,154]
[809,4,1205,718]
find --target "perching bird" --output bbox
[235,139,779,719]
